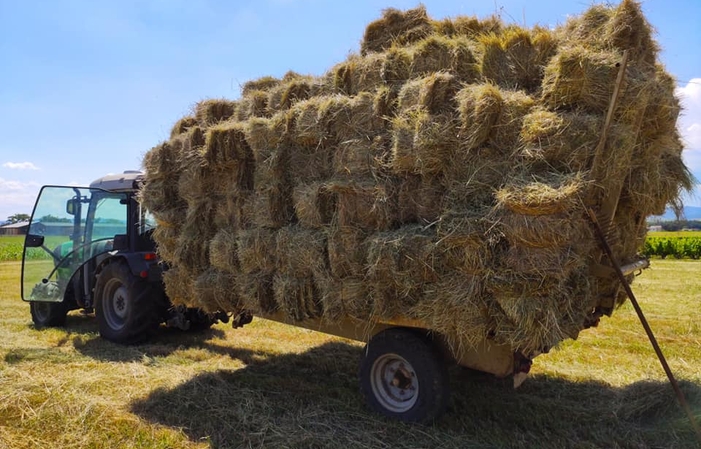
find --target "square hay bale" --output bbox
[214,191,251,230]
[600,0,658,66]
[142,140,183,180]
[290,97,328,148]
[241,76,281,96]
[409,275,488,352]
[275,226,328,278]
[327,277,372,321]
[273,274,324,321]
[441,148,510,211]
[391,109,459,175]
[293,183,336,229]
[209,228,240,273]
[433,15,503,38]
[333,136,390,178]
[500,245,584,280]
[480,27,556,91]
[366,227,442,314]
[541,47,623,113]
[496,211,593,249]
[488,89,536,152]
[172,201,218,274]
[244,114,288,157]
[194,99,237,127]
[494,173,587,216]
[638,68,680,142]
[204,122,254,168]
[326,180,398,231]
[361,5,433,55]
[380,47,412,87]
[328,226,369,278]
[397,72,461,115]
[235,90,269,121]
[320,92,385,143]
[237,228,277,275]
[435,217,490,275]
[374,86,399,119]
[170,116,197,139]
[287,142,335,183]
[456,84,503,151]
[252,142,289,188]
[163,267,197,308]
[331,53,386,96]
[238,272,277,315]
[519,109,602,172]
[267,76,314,112]
[246,184,295,229]
[194,268,241,313]
[410,35,479,82]
[397,174,444,224]
[152,224,180,265]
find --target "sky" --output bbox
[0,0,700,222]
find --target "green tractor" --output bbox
[21,171,222,344]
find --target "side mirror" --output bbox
[25,234,45,248]
[66,198,77,215]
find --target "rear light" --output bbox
[140,270,149,278]
[144,252,157,261]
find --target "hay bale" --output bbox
[519,109,602,172]
[238,272,277,314]
[361,6,433,55]
[152,224,180,265]
[195,99,237,126]
[293,183,336,229]
[163,267,197,308]
[435,217,490,275]
[433,14,502,38]
[456,84,503,151]
[194,268,241,312]
[245,114,289,156]
[601,0,658,66]
[320,92,384,143]
[275,226,328,278]
[380,47,412,87]
[214,191,251,230]
[489,89,535,152]
[480,27,556,91]
[235,90,269,121]
[410,275,488,352]
[237,228,277,275]
[397,72,461,115]
[287,142,335,183]
[328,226,368,278]
[397,174,443,224]
[327,277,371,321]
[170,116,197,138]
[291,97,327,147]
[273,274,324,321]
[327,180,398,231]
[638,67,680,142]
[410,35,479,81]
[242,76,281,96]
[246,184,295,229]
[333,136,389,178]
[501,245,583,279]
[495,173,588,216]
[541,47,622,113]
[373,86,399,119]
[442,147,510,211]
[497,211,593,249]
[204,122,254,167]
[391,109,459,175]
[267,76,314,112]
[209,228,240,273]
[331,53,386,96]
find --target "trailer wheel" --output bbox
[359,328,449,423]
[30,301,68,328]
[94,261,162,344]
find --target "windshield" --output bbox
[22,186,128,302]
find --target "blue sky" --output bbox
[1,0,700,222]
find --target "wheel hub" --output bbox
[371,354,419,413]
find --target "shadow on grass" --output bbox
[130,341,701,449]
[72,325,228,362]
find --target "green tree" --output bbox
[6,213,30,224]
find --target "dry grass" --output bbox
[0,259,699,448]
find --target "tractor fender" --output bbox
[95,252,163,284]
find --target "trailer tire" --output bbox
[30,301,69,328]
[359,328,449,423]
[94,261,162,344]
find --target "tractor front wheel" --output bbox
[30,301,69,328]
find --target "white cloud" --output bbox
[676,79,701,169]
[0,178,41,219]
[2,161,40,170]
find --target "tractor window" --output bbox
[90,193,128,241]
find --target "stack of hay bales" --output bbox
[140,0,691,356]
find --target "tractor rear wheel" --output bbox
[94,261,163,344]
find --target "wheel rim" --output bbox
[370,353,419,413]
[103,279,129,331]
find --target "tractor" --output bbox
[21,170,222,344]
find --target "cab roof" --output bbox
[89,170,144,192]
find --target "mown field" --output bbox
[0,256,700,448]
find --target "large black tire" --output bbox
[94,261,163,344]
[30,301,69,328]
[359,328,449,423]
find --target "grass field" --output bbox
[0,259,700,448]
